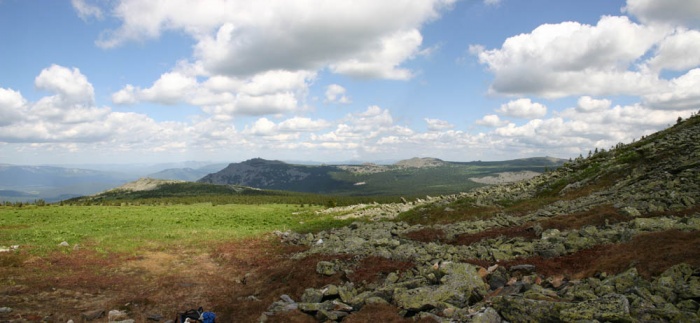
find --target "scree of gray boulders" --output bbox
[262,116,700,322]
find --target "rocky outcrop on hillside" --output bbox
[263,115,700,322]
[107,177,184,192]
[469,171,540,185]
[394,157,446,168]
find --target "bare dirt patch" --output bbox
[1,237,350,322]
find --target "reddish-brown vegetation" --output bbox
[344,303,437,323]
[402,227,447,243]
[347,256,415,284]
[451,225,537,246]
[539,204,629,231]
[464,229,700,280]
[448,205,629,246]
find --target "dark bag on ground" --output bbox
[175,307,216,323]
[175,307,202,323]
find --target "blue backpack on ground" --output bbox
[202,311,216,323]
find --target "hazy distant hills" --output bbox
[0,162,228,202]
[0,164,129,202]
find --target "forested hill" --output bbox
[197,158,355,194]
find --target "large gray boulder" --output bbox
[493,293,632,322]
[393,262,487,311]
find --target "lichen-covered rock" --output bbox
[348,291,376,308]
[364,296,389,305]
[632,217,676,231]
[559,294,632,322]
[316,261,337,276]
[533,240,566,258]
[322,284,339,297]
[653,263,700,301]
[523,284,559,301]
[263,295,298,317]
[492,295,560,322]
[301,288,323,303]
[603,267,649,294]
[470,307,502,323]
[297,302,324,312]
[316,309,349,321]
[621,206,641,217]
[394,262,487,311]
[494,293,633,322]
[337,283,356,303]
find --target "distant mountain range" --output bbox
[1,157,566,202]
[197,156,566,196]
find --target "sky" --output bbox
[1,0,699,165]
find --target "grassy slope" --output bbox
[0,203,353,254]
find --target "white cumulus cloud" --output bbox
[0,65,196,153]
[113,68,316,117]
[496,98,547,119]
[96,0,454,80]
[425,118,454,131]
[643,68,700,110]
[0,88,27,126]
[35,64,95,106]
[644,29,700,73]
[475,114,508,127]
[71,0,103,21]
[325,84,351,104]
[329,29,424,80]
[472,16,669,98]
[576,96,611,113]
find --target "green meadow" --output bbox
[0,204,351,254]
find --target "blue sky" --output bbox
[1,0,699,165]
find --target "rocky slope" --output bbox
[262,113,700,322]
